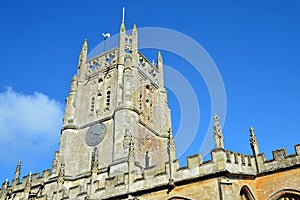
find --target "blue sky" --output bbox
[0,1,300,182]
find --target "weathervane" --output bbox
[102,33,110,52]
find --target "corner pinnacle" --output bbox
[158,51,162,62]
[82,39,88,51]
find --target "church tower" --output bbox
[1,10,300,200]
[59,16,173,177]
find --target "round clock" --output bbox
[85,123,106,146]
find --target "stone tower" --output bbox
[60,18,173,177]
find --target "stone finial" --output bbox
[82,39,88,51]
[213,114,224,149]
[120,20,126,33]
[78,39,88,69]
[118,9,126,65]
[133,24,137,33]
[168,128,176,152]
[29,171,32,182]
[157,51,164,87]
[132,24,138,66]
[249,126,259,155]
[14,160,21,181]
[157,51,163,64]
[4,179,8,188]
[24,172,32,194]
[127,138,135,194]
[63,75,77,126]
[52,151,59,174]
[57,163,65,184]
[167,128,176,189]
[0,179,9,198]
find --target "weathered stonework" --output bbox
[1,19,299,200]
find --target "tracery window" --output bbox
[277,195,299,200]
[269,189,300,200]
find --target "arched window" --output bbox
[239,186,255,200]
[269,189,300,200]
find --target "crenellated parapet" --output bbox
[87,143,299,199]
[1,143,300,199]
[255,144,300,174]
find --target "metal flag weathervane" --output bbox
[102,33,111,40]
[102,32,110,52]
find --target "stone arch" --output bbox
[239,185,255,200]
[268,189,300,200]
[168,197,192,200]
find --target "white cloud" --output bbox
[0,88,64,180]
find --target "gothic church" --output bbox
[1,17,300,200]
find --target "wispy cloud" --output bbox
[0,88,64,181]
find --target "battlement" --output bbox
[88,145,300,199]
[256,144,300,174]
[224,150,256,173]
[1,144,300,200]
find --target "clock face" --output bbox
[85,123,106,146]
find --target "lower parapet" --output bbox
[1,144,299,200]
